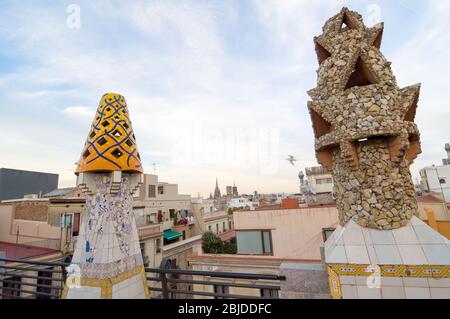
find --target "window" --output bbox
[208,225,212,232]
[72,213,80,237]
[216,224,219,234]
[236,230,273,255]
[261,288,279,299]
[316,178,332,184]
[158,186,164,195]
[169,209,175,220]
[2,276,21,299]
[214,285,229,299]
[148,185,156,198]
[322,228,336,242]
[146,214,155,224]
[223,222,226,231]
[182,231,186,240]
[156,238,161,253]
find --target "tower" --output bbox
[232,183,238,197]
[308,8,450,299]
[63,93,149,299]
[214,178,221,200]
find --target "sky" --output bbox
[0,0,449,197]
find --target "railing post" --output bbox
[159,258,171,299]
[0,251,4,298]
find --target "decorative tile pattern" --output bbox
[329,264,450,278]
[327,266,342,299]
[76,93,143,174]
[64,173,149,299]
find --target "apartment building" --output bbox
[304,166,334,194]
[191,197,230,235]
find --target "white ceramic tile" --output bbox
[342,285,358,299]
[366,245,379,264]
[326,245,348,263]
[325,242,336,259]
[392,226,419,245]
[381,286,406,299]
[345,220,360,229]
[403,277,429,288]
[414,226,447,244]
[345,245,370,264]
[381,276,403,287]
[370,229,395,245]
[374,245,402,264]
[429,288,450,299]
[428,278,450,288]
[421,244,450,264]
[333,227,345,245]
[356,285,381,299]
[355,276,369,286]
[361,228,373,245]
[343,228,365,245]
[404,287,431,299]
[410,216,426,226]
[397,244,428,265]
[340,276,356,285]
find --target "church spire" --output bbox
[214,178,221,199]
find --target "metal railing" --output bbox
[0,257,66,299]
[0,257,284,299]
[146,258,284,299]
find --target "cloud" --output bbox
[63,106,95,121]
[0,1,447,195]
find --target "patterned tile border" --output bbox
[328,264,450,278]
[326,263,450,299]
[62,265,150,299]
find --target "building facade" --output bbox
[420,154,450,203]
[0,168,58,201]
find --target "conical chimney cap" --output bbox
[76,93,143,174]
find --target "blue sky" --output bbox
[0,0,449,196]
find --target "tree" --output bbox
[202,231,223,254]
[202,231,237,254]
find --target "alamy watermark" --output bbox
[171,127,280,175]
[66,4,81,29]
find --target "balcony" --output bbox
[162,220,174,231]
[138,224,163,239]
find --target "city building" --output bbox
[0,168,58,201]
[228,197,255,210]
[188,201,337,298]
[443,143,450,166]
[191,197,230,235]
[303,166,334,194]
[419,144,450,202]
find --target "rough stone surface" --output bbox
[307,7,421,230]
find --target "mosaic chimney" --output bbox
[310,8,450,300]
[63,93,149,299]
[308,7,421,230]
